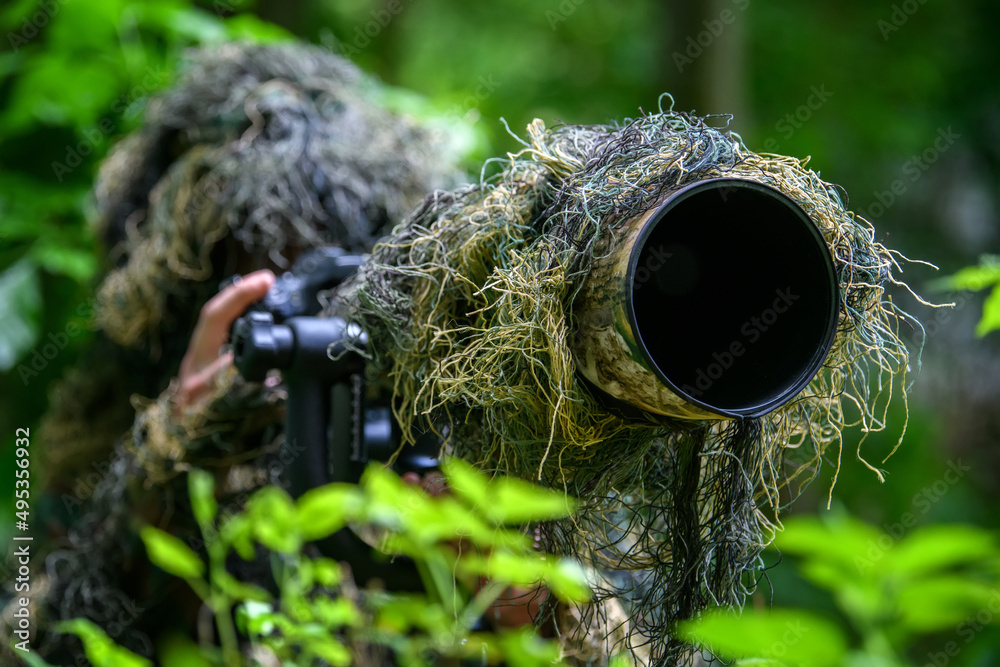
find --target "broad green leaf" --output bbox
[886,524,996,578]
[219,513,255,560]
[247,485,301,554]
[188,469,217,530]
[0,259,41,371]
[496,627,563,667]
[296,483,363,540]
[374,594,450,634]
[487,476,576,525]
[313,558,343,587]
[236,600,276,635]
[544,559,593,604]
[679,608,846,667]
[140,526,205,580]
[158,633,213,667]
[800,559,883,624]
[896,576,997,633]
[459,552,591,604]
[774,514,884,575]
[55,618,153,667]
[976,284,1000,337]
[215,571,271,602]
[443,457,490,511]
[939,262,1000,292]
[313,597,362,628]
[224,15,296,42]
[306,638,352,666]
[29,241,97,282]
[5,53,121,129]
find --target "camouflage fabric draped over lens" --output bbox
[338,101,922,664]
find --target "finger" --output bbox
[422,472,449,497]
[185,269,275,371]
[177,351,234,409]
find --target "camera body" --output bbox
[227,248,436,588]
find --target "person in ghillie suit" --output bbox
[3,41,464,664]
[6,42,926,666]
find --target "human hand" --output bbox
[175,269,276,411]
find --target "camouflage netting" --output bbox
[39,40,463,494]
[22,41,465,665]
[333,101,929,664]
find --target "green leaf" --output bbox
[459,552,591,604]
[4,53,122,129]
[219,513,255,560]
[296,483,363,540]
[306,638,352,666]
[247,485,301,554]
[679,608,847,667]
[496,627,563,667]
[896,576,997,633]
[975,284,1000,337]
[215,571,271,602]
[313,558,343,587]
[236,600,276,635]
[938,261,1000,292]
[442,457,576,525]
[774,514,884,576]
[374,594,450,634]
[443,457,490,511]
[223,15,296,42]
[0,259,41,371]
[486,475,576,524]
[313,596,362,628]
[188,469,217,530]
[158,633,213,667]
[886,524,997,578]
[136,4,229,44]
[55,618,153,667]
[29,242,97,282]
[140,526,205,580]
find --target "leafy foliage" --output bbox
[96,459,590,666]
[939,255,1000,336]
[680,514,1000,665]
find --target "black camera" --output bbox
[227,248,437,588]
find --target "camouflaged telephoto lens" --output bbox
[573,177,839,419]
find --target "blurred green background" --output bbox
[1,0,998,663]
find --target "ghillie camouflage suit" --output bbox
[332,109,921,664]
[2,41,462,665]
